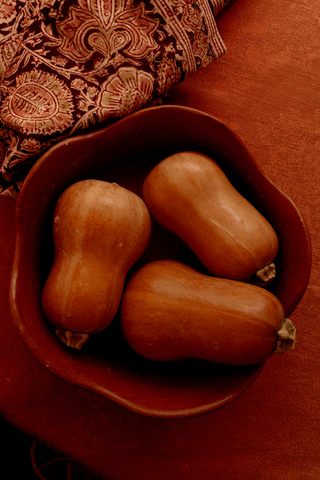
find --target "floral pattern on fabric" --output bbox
[0,0,229,197]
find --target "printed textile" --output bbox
[0,0,229,197]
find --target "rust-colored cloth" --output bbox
[0,0,229,197]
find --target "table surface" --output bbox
[1,0,320,479]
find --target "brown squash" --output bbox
[42,179,151,349]
[120,260,296,365]
[142,151,279,282]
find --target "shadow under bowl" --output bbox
[9,105,311,419]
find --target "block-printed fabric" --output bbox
[0,0,229,196]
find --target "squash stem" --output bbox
[255,262,276,283]
[55,329,90,350]
[274,318,296,354]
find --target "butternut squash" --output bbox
[120,260,296,365]
[142,151,279,282]
[42,179,151,349]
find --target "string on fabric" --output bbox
[30,440,72,480]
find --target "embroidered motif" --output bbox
[0,0,17,24]
[1,69,74,135]
[97,66,154,118]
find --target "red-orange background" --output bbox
[1,0,319,478]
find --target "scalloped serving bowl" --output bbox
[9,105,311,419]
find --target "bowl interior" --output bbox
[9,105,311,418]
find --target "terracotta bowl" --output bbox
[9,105,311,419]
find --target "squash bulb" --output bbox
[120,260,296,365]
[142,151,279,282]
[42,179,151,349]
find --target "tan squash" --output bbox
[42,179,151,349]
[120,260,296,365]
[142,151,279,282]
